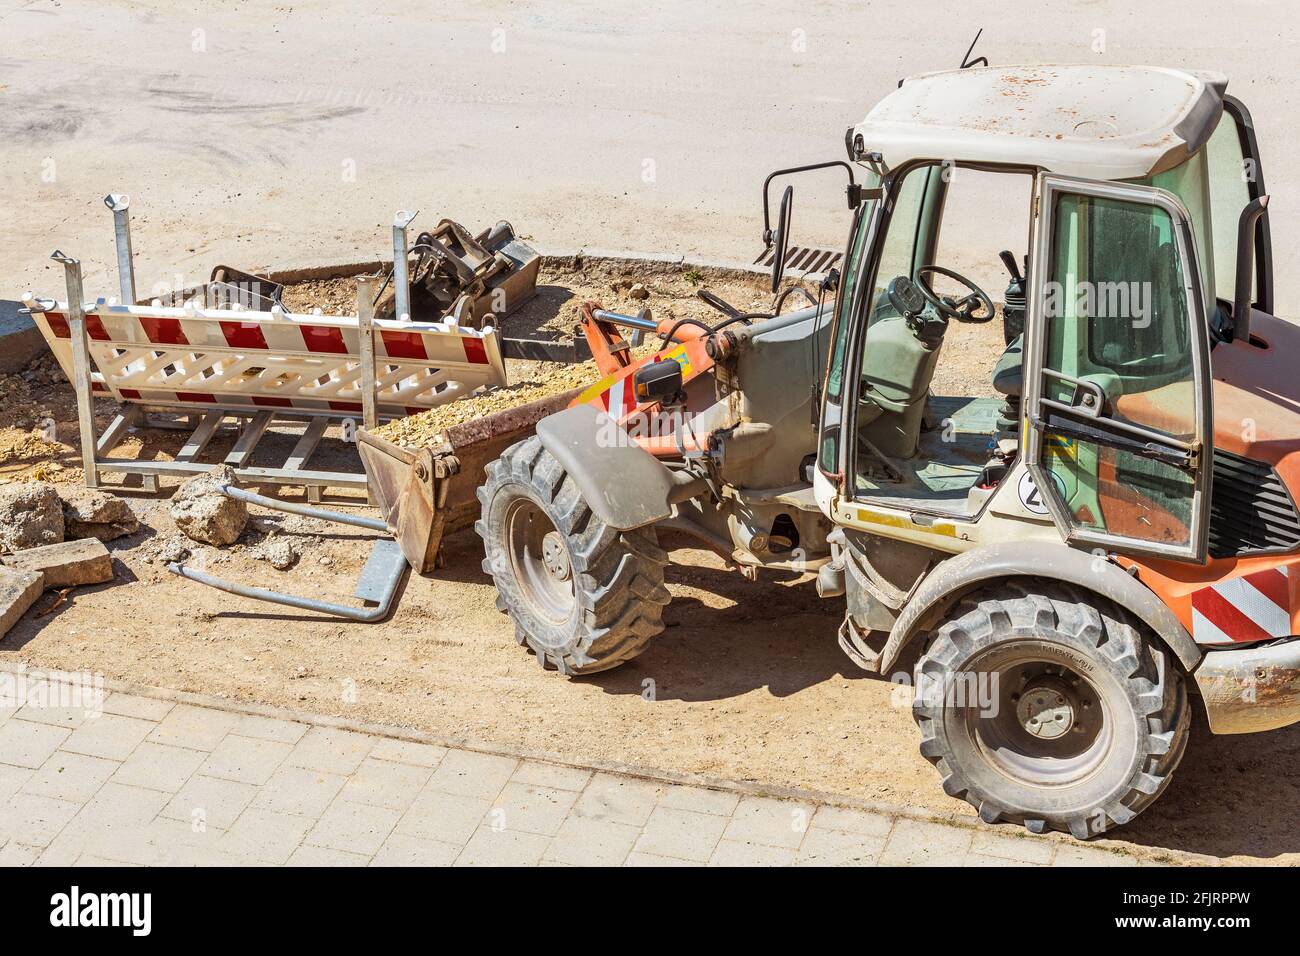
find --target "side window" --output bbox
[825,201,874,404]
[1047,193,1193,435]
[1039,190,1200,551]
[1206,110,1252,305]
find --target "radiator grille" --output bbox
[1208,449,1300,558]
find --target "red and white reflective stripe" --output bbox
[1191,565,1292,644]
[27,301,505,413]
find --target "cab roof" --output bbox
[851,65,1227,181]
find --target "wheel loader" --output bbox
[358,63,1297,839]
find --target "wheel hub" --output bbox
[541,531,572,582]
[1015,677,1076,740]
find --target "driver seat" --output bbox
[858,311,949,459]
[991,334,1023,399]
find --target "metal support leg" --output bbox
[392,209,417,322]
[168,485,407,622]
[356,277,379,431]
[104,194,136,305]
[53,251,99,489]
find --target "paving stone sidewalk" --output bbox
[0,686,1164,867]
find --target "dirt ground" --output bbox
[2,263,1297,866]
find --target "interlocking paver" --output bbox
[970,829,1056,865]
[0,719,68,769]
[878,818,974,866]
[231,714,308,744]
[102,692,174,722]
[371,833,461,867]
[657,785,741,817]
[510,760,592,792]
[369,738,447,768]
[544,817,640,866]
[426,749,516,799]
[338,757,432,810]
[396,788,492,845]
[40,783,171,864]
[61,713,155,761]
[1054,844,1138,867]
[21,751,118,803]
[306,801,403,856]
[221,808,314,865]
[709,838,798,867]
[723,796,815,849]
[145,817,241,867]
[112,742,206,793]
[200,734,293,786]
[252,764,347,817]
[148,704,239,752]
[0,792,80,847]
[0,763,34,803]
[488,782,580,837]
[624,850,703,867]
[795,826,887,866]
[287,845,369,866]
[285,727,374,775]
[571,772,662,827]
[0,842,41,866]
[633,806,729,863]
[810,805,896,837]
[0,689,1162,868]
[163,775,258,831]
[13,704,91,730]
[455,826,550,866]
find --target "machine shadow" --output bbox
[430,536,1298,860]
[585,557,867,702]
[1106,710,1300,862]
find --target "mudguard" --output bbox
[878,540,1202,676]
[535,403,679,531]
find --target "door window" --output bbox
[1029,178,1209,561]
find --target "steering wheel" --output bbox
[915,265,995,323]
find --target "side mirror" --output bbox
[769,185,793,294]
[633,359,684,405]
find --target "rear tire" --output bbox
[912,582,1189,839]
[475,437,671,675]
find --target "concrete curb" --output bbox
[0,660,1215,866]
[0,300,45,375]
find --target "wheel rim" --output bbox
[504,498,576,626]
[956,648,1113,789]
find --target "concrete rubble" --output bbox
[254,535,300,571]
[0,567,44,636]
[0,481,65,553]
[169,465,248,546]
[2,537,114,589]
[61,487,140,541]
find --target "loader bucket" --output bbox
[356,387,583,573]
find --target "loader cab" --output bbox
[810,65,1271,565]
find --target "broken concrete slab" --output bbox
[0,482,65,553]
[170,465,247,546]
[2,538,113,589]
[61,488,140,542]
[0,568,44,637]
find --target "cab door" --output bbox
[1023,174,1213,562]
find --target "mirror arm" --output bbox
[761,160,859,242]
[1232,195,1270,343]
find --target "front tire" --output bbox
[475,437,671,675]
[912,583,1189,839]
